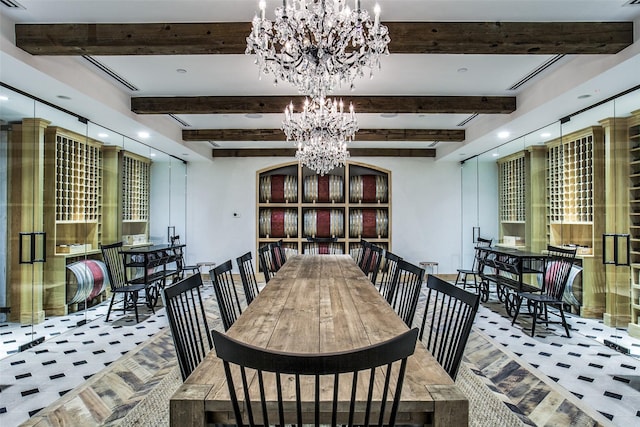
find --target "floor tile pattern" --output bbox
[1,276,639,426]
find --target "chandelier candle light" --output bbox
[283,96,358,175]
[246,0,390,98]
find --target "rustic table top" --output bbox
[170,254,468,426]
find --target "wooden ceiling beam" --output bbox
[211,148,436,158]
[133,95,516,114]
[183,128,465,142]
[16,22,632,56]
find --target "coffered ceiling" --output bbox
[1,0,639,161]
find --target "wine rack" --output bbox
[122,153,150,222]
[256,161,391,270]
[497,153,526,248]
[627,110,640,336]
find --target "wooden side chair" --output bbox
[418,275,480,380]
[355,239,371,270]
[162,273,212,381]
[211,327,419,427]
[236,251,261,305]
[100,241,148,323]
[454,236,492,292]
[258,244,275,283]
[210,260,243,331]
[390,259,425,328]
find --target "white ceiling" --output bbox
[1,0,639,162]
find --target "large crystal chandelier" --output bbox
[246,0,390,99]
[283,96,358,175]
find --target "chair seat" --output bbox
[456,268,478,274]
[113,283,147,293]
[519,293,558,303]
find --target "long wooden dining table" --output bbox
[169,254,468,426]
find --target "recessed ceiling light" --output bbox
[57,95,71,100]
[176,68,187,74]
[497,131,510,139]
[457,67,468,73]
[138,131,150,139]
[492,152,499,157]
[150,153,156,157]
[540,132,551,138]
[0,95,8,101]
[98,133,109,138]
[577,94,591,99]
[380,113,397,118]
[245,113,262,119]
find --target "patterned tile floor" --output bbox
[1,282,639,426]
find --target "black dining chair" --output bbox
[100,241,149,323]
[511,253,575,337]
[236,251,261,305]
[418,275,480,380]
[376,250,402,301]
[258,243,275,283]
[356,239,372,272]
[454,236,492,292]
[210,260,243,331]
[162,273,213,381]
[169,235,200,279]
[271,239,287,271]
[362,243,383,285]
[211,327,419,427]
[389,259,425,328]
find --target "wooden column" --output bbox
[601,117,631,327]
[526,146,547,253]
[102,145,123,245]
[8,118,50,324]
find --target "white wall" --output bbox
[184,156,464,274]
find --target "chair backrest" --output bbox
[170,234,187,272]
[476,236,492,247]
[210,260,243,331]
[355,239,371,269]
[418,275,480,380]
[211,327,419,427]
[236,251,260,305]
[377,251,402,301]
[258,244,274,283]
[162,273,212,381]
[390,260,424,327]
[543,255,575,300]
[362,244,383,284]
[100,241,127,291]
[547,244,577,259]
[471,237,493,270]
[271,240,287,272]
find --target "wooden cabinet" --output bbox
[256,161,391,264]
[626,110,640,336]
[546,126,605,318]
[42,127,104,315]
[102,147,151,247]
[497,147,546,252]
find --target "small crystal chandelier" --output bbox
[283,96,358,175]
[246,0,390,98]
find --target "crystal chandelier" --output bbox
[283,96,358,175]
[246,0,390,98]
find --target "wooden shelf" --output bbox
[256,161,391,264]
[627,111,640,334]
